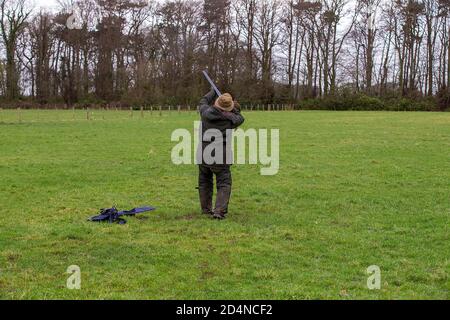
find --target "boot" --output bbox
[199,187,213,215]
[213,186,231,219]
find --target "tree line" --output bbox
[1,0,450,110]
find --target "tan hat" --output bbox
[215,93,234,112]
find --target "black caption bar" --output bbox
[0,300,445,318]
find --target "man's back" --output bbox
[198,89,245,166]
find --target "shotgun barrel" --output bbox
[202,70,222,97]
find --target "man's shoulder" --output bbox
[201,105,224,119]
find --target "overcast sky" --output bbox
[35,0,58,10]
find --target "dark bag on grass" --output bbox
[89,206,156,225]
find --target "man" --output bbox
[198,89,245,220]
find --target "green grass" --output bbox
[0,110,449,299]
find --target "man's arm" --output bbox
[223,106,245,129]
[199,89,217,115]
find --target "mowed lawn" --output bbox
[0,110,448,300]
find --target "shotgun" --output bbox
[202,70,222,97]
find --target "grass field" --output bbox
[0,109,449,299]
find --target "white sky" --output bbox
[35,0,58,11]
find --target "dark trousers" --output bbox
[198,165,232,215]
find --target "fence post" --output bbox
[86,107,90,120]
[141,106,144,118]
[18,107,21,123]
[178,105,181,114]
[150,106,153,116]
[130,107,133,118]
[159,106,162,116]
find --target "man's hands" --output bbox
[221,100,244,127]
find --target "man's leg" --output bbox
[212,166,232,219]
[198,165,213,215]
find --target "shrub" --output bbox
[436,88,450,111]
[385,97,436,112]
[298,93,439,112]
[350,94,384,111]
[299,93,384,111]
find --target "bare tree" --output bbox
[0,0,31,99]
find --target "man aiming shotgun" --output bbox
[199,71,245,220]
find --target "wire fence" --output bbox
[0,104,296,124]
